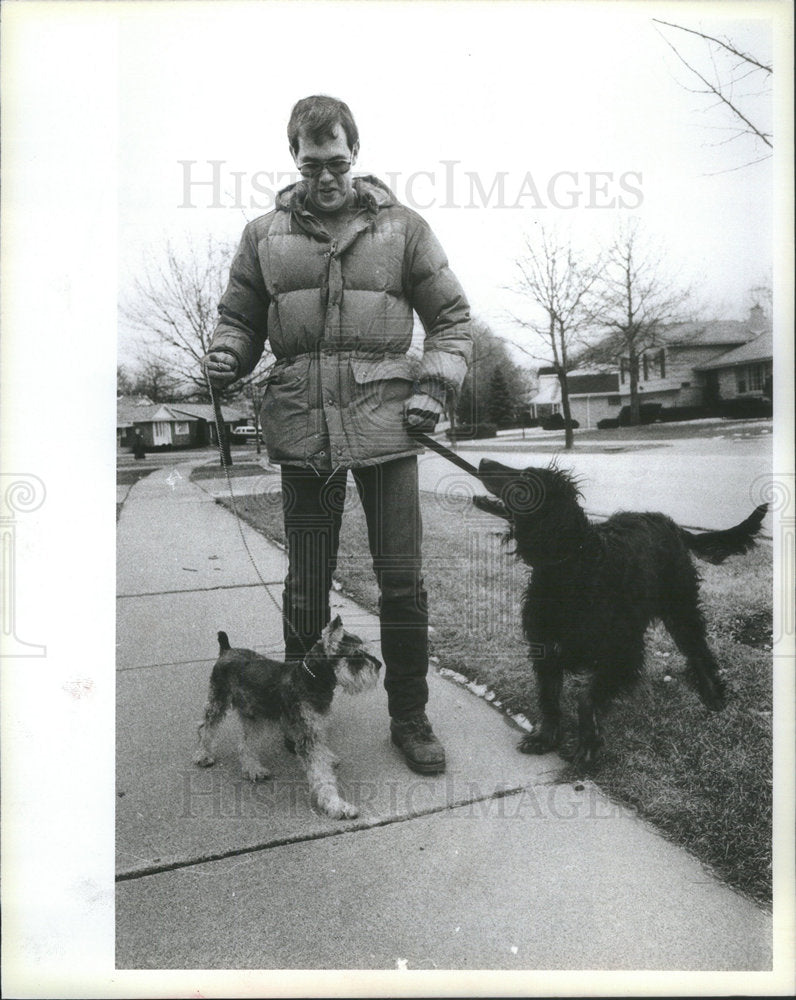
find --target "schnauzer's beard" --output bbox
[335,657,380,695]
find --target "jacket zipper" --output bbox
[324,239,338,322]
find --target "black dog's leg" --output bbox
[663,565,726,711]
[664,607,726,711]
[565,646,642,768]
[568,675,604,767]
[519,650,563,754]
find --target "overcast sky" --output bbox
[116,0,778,366]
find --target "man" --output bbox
[203,95,472,774]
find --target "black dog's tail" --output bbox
[683,504,768,564]
[217,630,231,652]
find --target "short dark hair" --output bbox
[287,95,359,156]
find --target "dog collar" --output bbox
[300,657,317,680]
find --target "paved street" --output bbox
[418,423,774,531]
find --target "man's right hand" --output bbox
[202,350,239,388]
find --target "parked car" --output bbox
[232,425,263,443]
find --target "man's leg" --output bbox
[353,457,445,774]
[280,465,347,661]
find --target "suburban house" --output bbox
[694,327,773,406]
[528,371,622,429]
[117,396,248,451]
[527,305,773,429]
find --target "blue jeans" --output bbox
[281,456,428,719]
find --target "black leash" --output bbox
[411,431,483,480]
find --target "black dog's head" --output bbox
[474,458,589,567]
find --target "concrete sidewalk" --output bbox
[116,458,772,971]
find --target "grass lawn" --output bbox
[116,466,161,521]
[191,462,270,481]
[215,482,773,906]
[494,417,773,445]
[449,419,772,455]
[116,467,161,487]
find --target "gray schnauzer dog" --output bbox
[194,615,381,819]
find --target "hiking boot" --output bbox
[390,712,446,775]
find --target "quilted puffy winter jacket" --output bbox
[209,175,472,469]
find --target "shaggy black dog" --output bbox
[474,457,768,766]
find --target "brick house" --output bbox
[694,328,773,404]
[613,305,770,410]
[527,306,773,429]
[117,396,247,451]
[536,306,773,427]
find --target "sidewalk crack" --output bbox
[115,784,540,883]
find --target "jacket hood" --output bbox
[275,175,397,214]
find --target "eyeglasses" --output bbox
[298,158,352,178]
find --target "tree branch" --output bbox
[655,26,772,149]
[652,19,772,74]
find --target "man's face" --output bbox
[292,124,358,214]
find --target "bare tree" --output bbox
[121,234,274,402]
[117,364,137,397]
[131,355,184,403]
[653,19,773,172]
[589,218,692,426]
[506,225,601,449]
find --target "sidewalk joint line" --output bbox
[115,784,539,883]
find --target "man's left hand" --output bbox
[404,392,444,434]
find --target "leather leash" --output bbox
[411,430,483,480]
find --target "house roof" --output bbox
[662,318,765,348]
[529,376,561,406]
[116,395,246,428]
[117,395,158,427]
[567,372,620,395]
[694,329,774,371]
[578,306,770,362]
[529,370,619,405]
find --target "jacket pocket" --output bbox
[350,356,418,396]
[261,357,320,462]
[347,356,418,453]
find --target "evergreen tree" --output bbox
[487,366,515,428]
[456,318,528,430]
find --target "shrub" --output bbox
[446,422,498,440]
[618,403,662,426]
[717,397,772,419]
[541,413,580,431]
[658,406,710,423]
